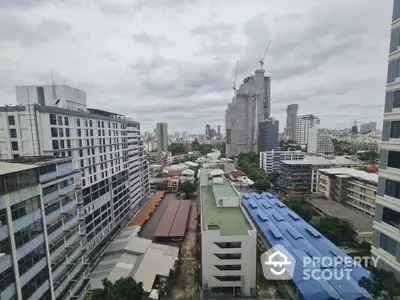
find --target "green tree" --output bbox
[309,215,357,246]
[357,151,378,161]
[359,267,400,299]
[284,195,315,222]
[178,181,197,199]
[236,152,263,181]
[87,278,144,300]
[168,143,187,155]
[155,182,168,190]
[254,180,270,192]
[350,241,371,258]
[266,171,279,185]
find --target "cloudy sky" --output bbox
[0,0,393,133]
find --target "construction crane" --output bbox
[232,60,239,94]
[259,39,271,70]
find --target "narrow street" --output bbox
[170,197,198,298]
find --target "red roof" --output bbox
[230,170,246,178]
[128,191,165,226]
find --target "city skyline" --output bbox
[0,0,391,133]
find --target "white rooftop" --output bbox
[281,156,358,166]
[90,228,179,293]
[318,168,378,183]
[0,162,37,176]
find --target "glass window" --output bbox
[43,183,57,196]
[49,114,56,125]
[64,117,69,126]
[89,120,92,127]
[18,244,46,275]
[77,118,81,127]
[60,140,65,149]
[21,267,48,299]
[8,116,15,125]
[9,129,17,138]
[385,179,400,199]
[85,119,88,127]
[383,207,400,229]
[67,140,71,148]
[379,233,397,257]
[66,128,70,137]
[391,121,400,138]
[77,129,81,137]
[58,128,63,137]
[51,128,58,137]
[39,165,56,176]
[14,220,43,248]
[0,267,14,292]
[97,121,100,127]
[78,140,82,147]
[394,91,400,108]
[388,151,400,169]
[11,196,40,220]
[11,142,18,151]
[57,116,62,125]
[52,140,59,150]
[68,151,72,157]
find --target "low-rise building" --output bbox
[316,168,377,218]
[280,156,360,194]
[168,177,179,192]
[220,158,235,173]
[259,149,305,173]
[199,169,257,297]
[307,125,334,154]
[180,169,195,183]
[148,151,171,166]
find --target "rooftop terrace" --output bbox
[199,169,252,236]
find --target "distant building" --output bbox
[199,169,256,296]
[296,114,320,145]
[210,128,216,138]
[181,132,188,139]
[205,124,211,139]
[279,156,360,194]
[156,122,168,151]
[225,68,271,157]
[258,118,279,152]
[217,125,221,136]
[360,122,377,134]
[307,124,334,154]
[174,132,180,138]
[286,104,298,141]
[351,124,358,134]
[260,149,306,174]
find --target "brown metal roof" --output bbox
[152,200,191,238]
[152,200,180,237]
[169,200,191,237]
[128,191,165,226]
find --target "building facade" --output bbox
[360,122,377,134]
[258,118,279,152]
[225,69,271,157]
[0,85,150,289]
[279,156,359,194]
[372,0,400,279]
[199,170,257,297]
[259,150,305,174]
[285,104,298,141]
[316,168,377,218]
[156,122,168,151]
[307,125,334,154]
[296,114,320,145]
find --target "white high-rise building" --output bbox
[307,124,334,154]
[156,122,168,151]
[360,122,377,134]
[0,85,150,296]
[260,149,306,173]
[372,0,400,280]
[296,114,320,145]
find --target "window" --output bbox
[9,129,17,138]
[85,119,88,127]
[51,128,58,137]
[65,128,70,137]
[89,120,92,127]
[394,91,400,108]
[43,183,57,196]
[21,267,48,299]
[57,116,62,125]
[97,121,100,127]
[0,267,14,291]
[14,220,43,248]
[60,140,65,149]
[379,233,397,257]
[18,244,46,275]
[67,140,71,148]
[49,114,57,125]
[58,128,64,137]
[68,151,72,157]
[78,140,82,147]
[8,115,15,125]
[388,151,400,169]
[11,196,40,220]
[11,142,18,151]
[90,129,93,136]
[390,121,400,138]
[64,117,69,126]
[45,202,60,215]
[52,140,59,150]
[77,129,81,137]
[385,179,400,199]
[77,118,81,127]
[383,207,400,229]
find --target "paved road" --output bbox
[140,193,179,240]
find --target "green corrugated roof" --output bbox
[213,182,237,198]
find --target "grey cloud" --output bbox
[132,31,175,49]
[191,22,236,38]
[129,55,169,75]
[0,16,70,46]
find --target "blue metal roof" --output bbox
[241,192,372,300]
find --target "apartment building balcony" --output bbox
[61,200,77,214]
[66,230,81,249]
[52,258,67,280]
[54,269,70,299]
[69,258,83,281]
[70,271,86,297]
[64,217,81,231]
[60,184,76,197]
[27,279,50,300]
[20,257,47,287]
